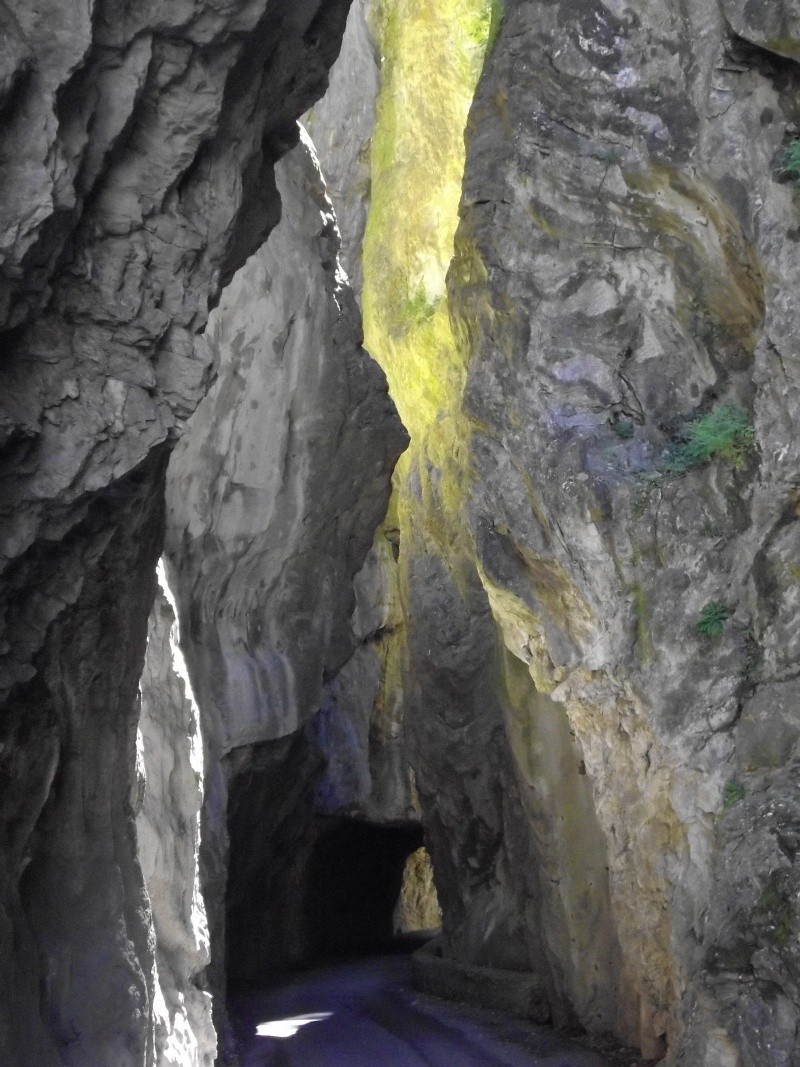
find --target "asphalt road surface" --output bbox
[229,954,639,1067]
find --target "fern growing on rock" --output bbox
[666,403,754,473]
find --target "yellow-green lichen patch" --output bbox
[363,0,495,498]
[358,0,501,794]
[449,223,521,370]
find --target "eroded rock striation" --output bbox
[0,1,354,1062]
[304,0,380,300]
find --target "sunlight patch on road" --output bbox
[255,1012,333,1039]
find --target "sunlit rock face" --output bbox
[316,0,800,1063]
[0,1,352,1062]
[304,0,380,301]
[306,0,417,836]
[163,131,407,1042]
[451,1,800,1060]
[394,847,442,935]
[137,564,215,1067]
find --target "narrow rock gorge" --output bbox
[1,0,800,1065]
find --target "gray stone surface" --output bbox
[3,0,800,1064]
[137,565,215,1067]
[438,0,800,1060]
[165,133,405,758]
[680,766,800,1065]
[250,2,800,1061]
[304,0,380,300]
[163,132,407,1048]
[721,0,800,60]
[412,940,551,1025]
[0,1,353,1062]
[4,451,167,1067]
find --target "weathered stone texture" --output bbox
[305,0,380,300]
[680,767,800,1065]
[2,449,167,1067]
[444,0,800,1060]
[163,132,407,1045]
[164,132,406,756]
[0,1,353,1062]
[721,0,800,61]
[137,564,215,1067]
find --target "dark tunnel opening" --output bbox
[223,732,430,992]
[302,818,424,962]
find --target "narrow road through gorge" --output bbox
[229,953,642,1067]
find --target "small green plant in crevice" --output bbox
[775,917,792,947]
[740,628,760,679]
[398,287,440,332]
[697,601,733,637]
[486,0,505,53]
[701,519,721,539]
[665,403,754,473]
[610,414,635,440]
[723,780,747,809]
[780,138,800,181]
[464,0,504,52]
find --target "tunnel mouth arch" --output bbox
[224,788,433,993]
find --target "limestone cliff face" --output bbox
[3,1,799,1064]
[315,0,800,1063]
[307,0,417,833]
[0,1,352,1062]
[446,1,800,1061]
[163,131,407,1030]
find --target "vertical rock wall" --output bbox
[304,0,380,300]
[448,0,800,1061]
[0,1,353,1062]
[163,130,408,1045]
[4,0,800,1063]
[137,564,214,1066]
[306,0,418,838]
[315,0,800,1063]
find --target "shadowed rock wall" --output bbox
[162,131,407,1050]
[0,1,353,1062]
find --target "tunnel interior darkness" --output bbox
[303,819,424,961]
[224,729,427,991]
